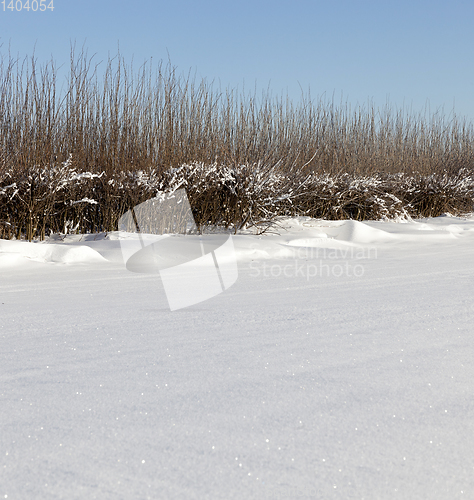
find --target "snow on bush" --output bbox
[1,156,474,240]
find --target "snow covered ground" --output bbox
[1,215,474,499]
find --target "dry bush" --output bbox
[2,48,473,176]
[1,47,474,239]
[2,157,474,240]
[395,169,474,217]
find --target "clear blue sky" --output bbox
[1,0,473,121]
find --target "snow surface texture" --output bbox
[1,215,474,499]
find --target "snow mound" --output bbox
[0,240,107,266]
[49,245,107,264]
[0,252,27,268]
[285,235,329,247]
[444,224,465,235]
[331,220,395,244]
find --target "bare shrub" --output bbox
[1,47,473,239]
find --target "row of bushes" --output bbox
[1,49,474,178]
[1,156,473,240]
[1,48,473,239]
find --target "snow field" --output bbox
[1,216,474,499]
